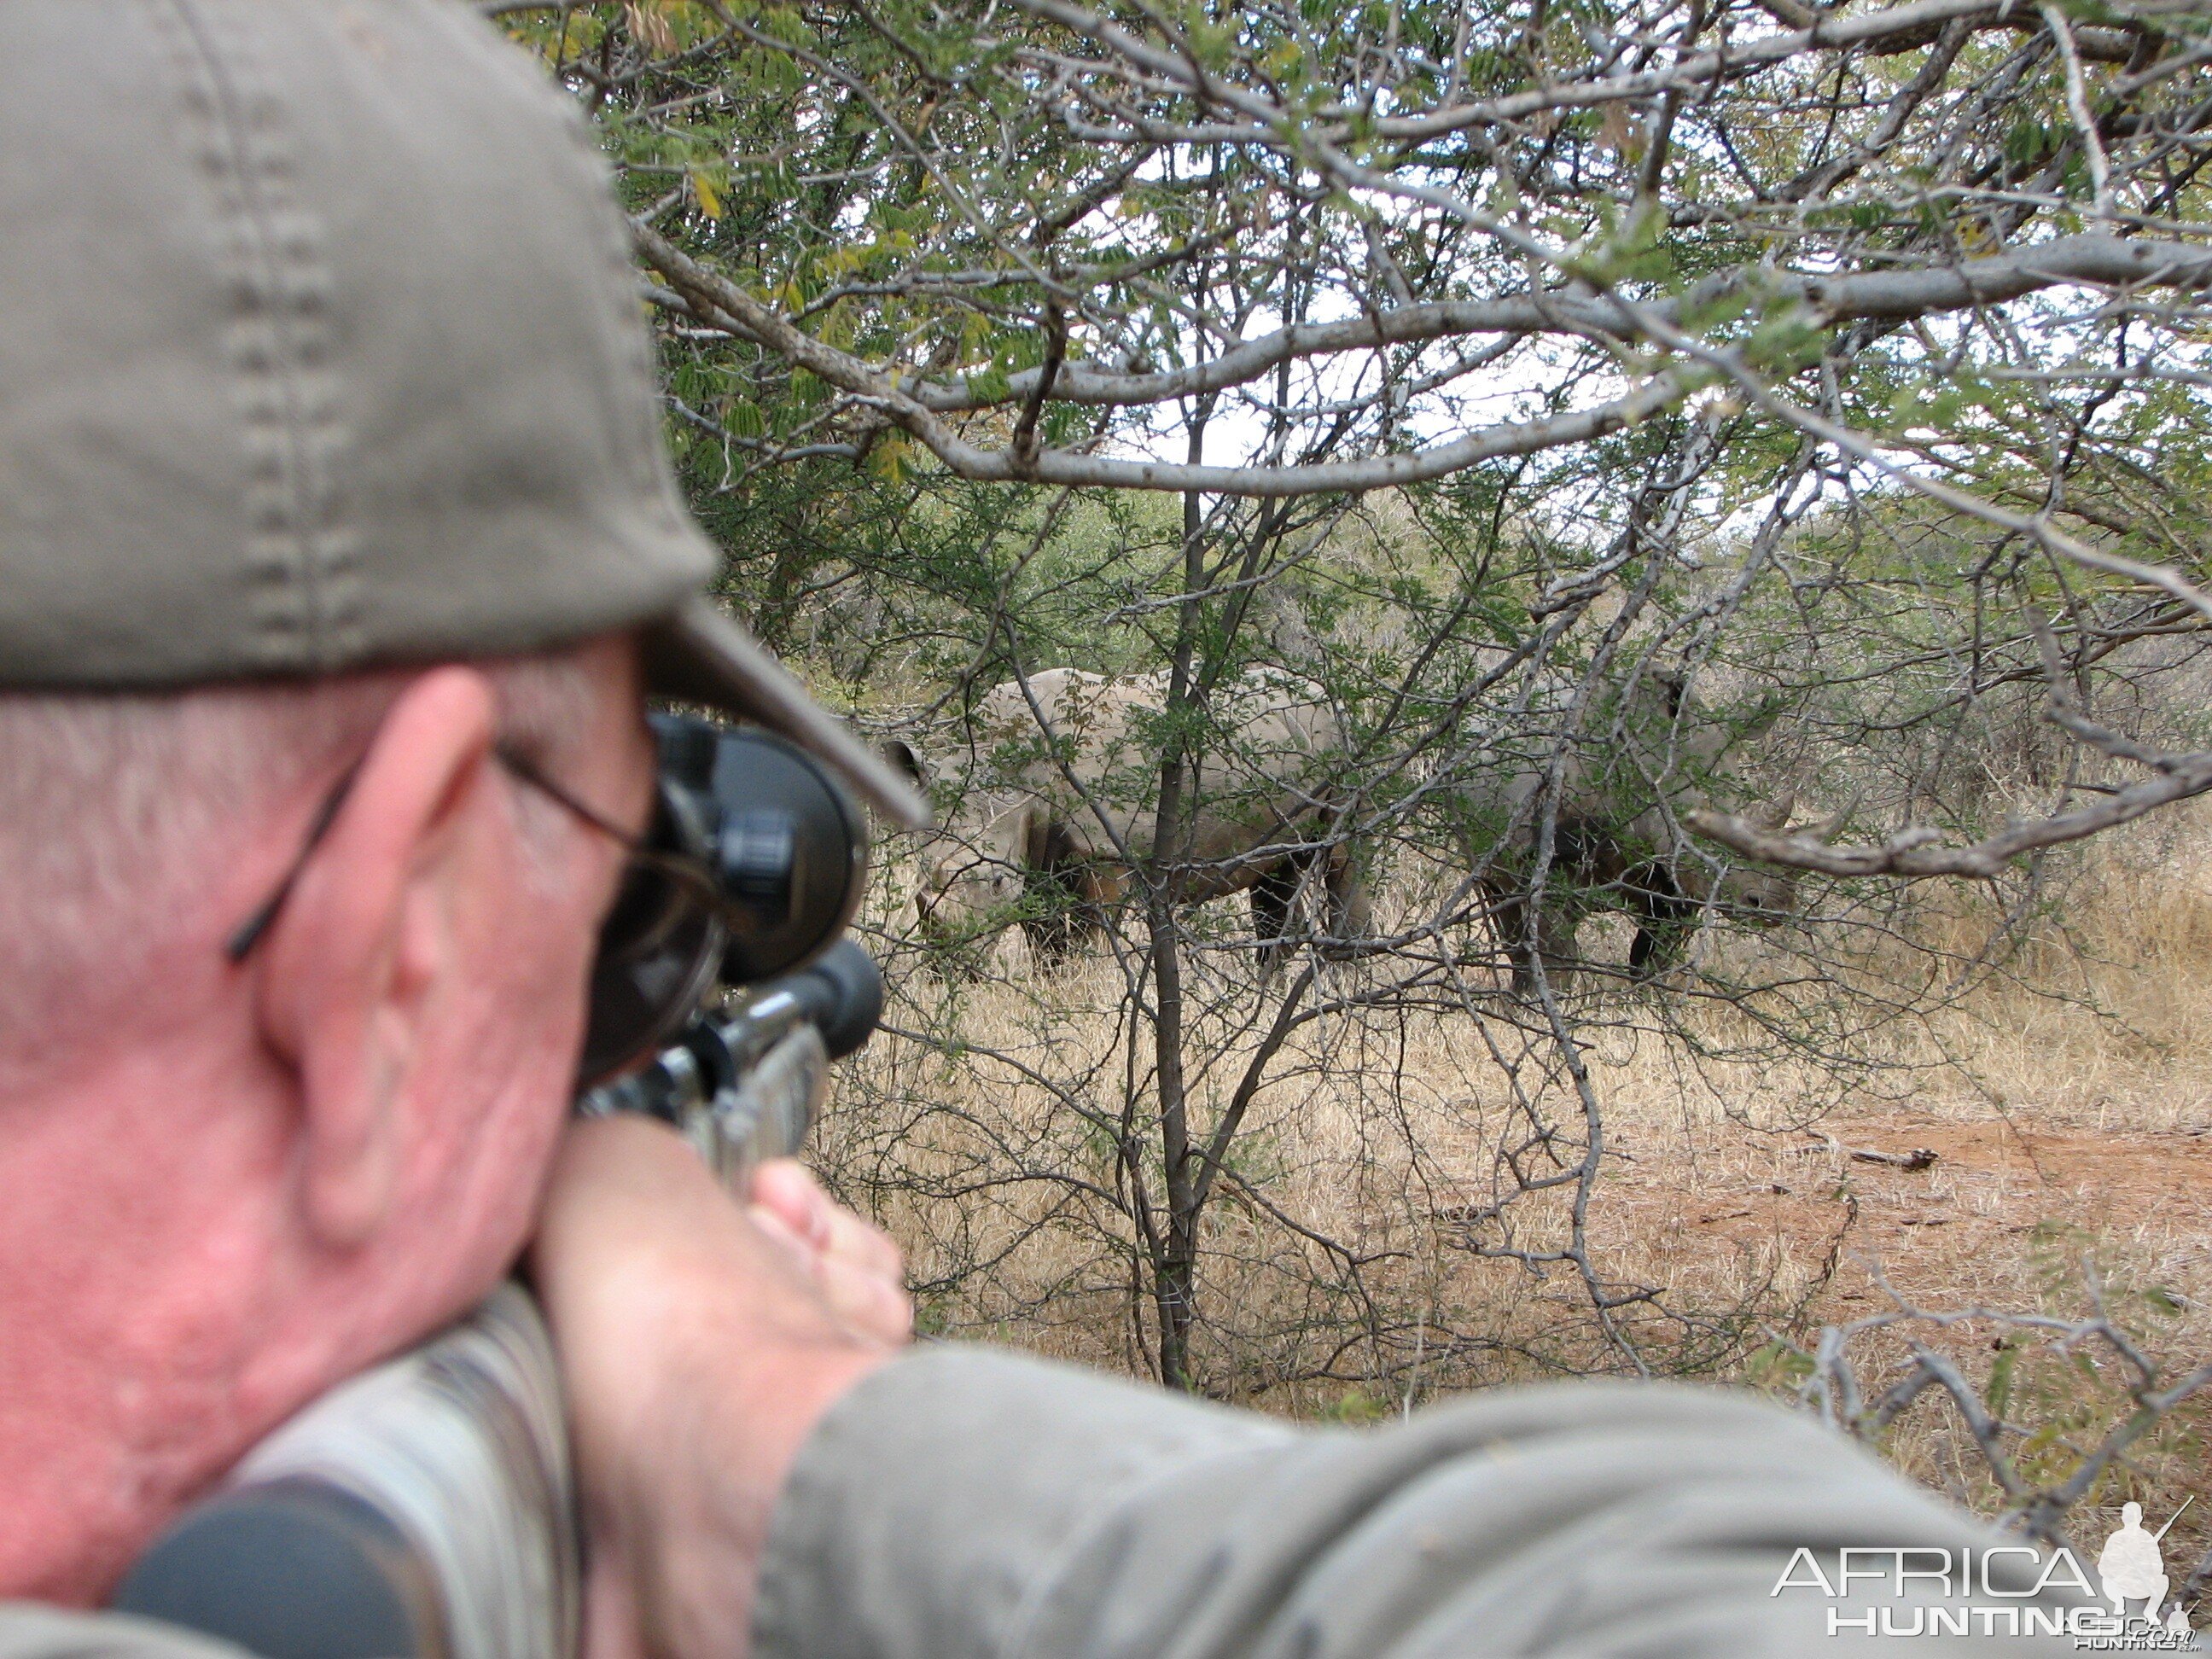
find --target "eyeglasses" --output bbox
[224,715,871,1085]
[222,743,716,963]
[223,741,747,1085]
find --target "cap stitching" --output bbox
[154,0,348,669]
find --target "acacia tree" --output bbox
[500,0,2212,841]
[493,0,2212,1491]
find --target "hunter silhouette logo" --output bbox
[2097,1499,2195,1634]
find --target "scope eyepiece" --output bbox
[576,716,872,1087]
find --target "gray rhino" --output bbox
[1453,668,1828,991]
[889,668,1369,966]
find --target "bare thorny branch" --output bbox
[1793,1266,2212,1551]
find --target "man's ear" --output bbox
[254,667,501,1250]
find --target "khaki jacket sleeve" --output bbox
[0,1609,245,1659]
[751,1346,2111,1657]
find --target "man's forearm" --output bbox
[754,1347,2100,1658]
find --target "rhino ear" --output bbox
[884,738,929,793]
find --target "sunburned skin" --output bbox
[0,641,650,1604]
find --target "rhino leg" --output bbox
[1020,889,1082,968]
[1020,865,1113,969]
[1017,816,1093,969]
[1320,842,1370,957]
[1625,864,1696,977]
[1250,842,1367,969]
[1482,888,1586,994]
[1019,823,1127,971]
[1250,861,1300,969]
[1071,862,1126,949]
[1522,909,1584,994]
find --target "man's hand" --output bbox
[531,1117,910,1659]
[748,1157,913,1348]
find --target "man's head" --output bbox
[0,643,654,1599]
[0,0,919,1604]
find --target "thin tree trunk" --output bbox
[1149,399,1211,1390]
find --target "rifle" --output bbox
[111,716,888,1659]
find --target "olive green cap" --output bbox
[0,0,926,828]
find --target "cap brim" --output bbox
[642,597,931,830]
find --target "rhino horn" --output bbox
[1789,789,1860,844]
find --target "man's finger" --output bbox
[750,1158,835,1253]
[814,1254,915,1344]
[822,1203,905,1284]
[743,1201,824,1281]
[743,1162,911,1344]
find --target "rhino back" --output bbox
[969,668,1349,869]
[1450,672,1743,871]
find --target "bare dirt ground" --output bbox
[1619,1115,2212,1307]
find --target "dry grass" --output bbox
[821,804,2212,1569]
